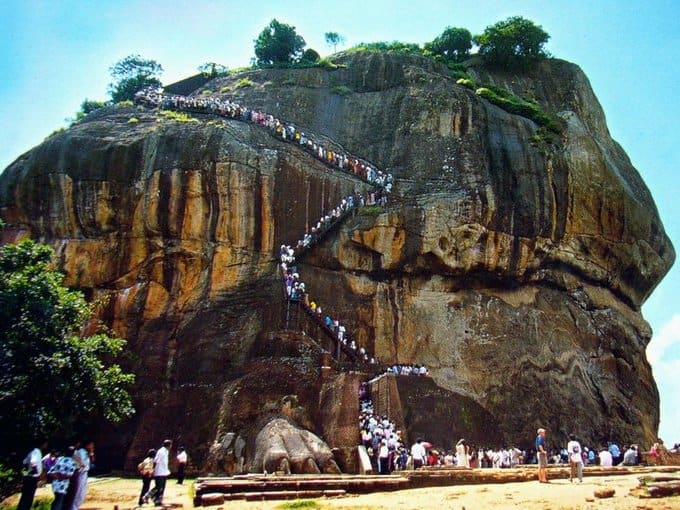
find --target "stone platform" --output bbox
[193,465,680,505]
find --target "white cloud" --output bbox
[647,313,680,364]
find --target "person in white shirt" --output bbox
[456,439,469,467]
[71,440,93,510]
[176,447,188,484]
[17,440,47,510]
[566,434,583,482]
[598,447,613,467]
[410,439,427,469]
[152,440,172,505]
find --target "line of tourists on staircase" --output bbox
[134,87,393,200]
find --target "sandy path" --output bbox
[4,471,679,510]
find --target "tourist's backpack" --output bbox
[138,457,154,476]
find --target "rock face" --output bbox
[0,52,673,468]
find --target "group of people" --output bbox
[133,87,394,202]
[136,440,188,507]
[17,440,94,510]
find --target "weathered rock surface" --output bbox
[0,52,674,468]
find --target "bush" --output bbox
[456,78,475,89]
[116,100,134,107]
[128,117,139,124]
[201,89,213,95]
[475,86,562,135]
[219,86,231,93]
[359,206,384,216]
[158,110,198,123]
[235,78,254,89]
[349,41,422,54]
[330,85,353,96]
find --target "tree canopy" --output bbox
[253,19,306,66]
[108,54,163,102]
[324,32,345,53]
[425,27,472,62]
[0,239,134,461]
[198,62,229,77]
[474,16,550,66]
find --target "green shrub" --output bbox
[359,205,384,216]
[235,78,254,88]
[456,78,475,89]
[219,86,231,93]
[128,117,139,124]
[475,86,562,134]
[348,41,422,54]
[158,110,199,123]
[317,57,339,69]
[201,89,213,95]
[330,85,353,96]
[116,100,134,107]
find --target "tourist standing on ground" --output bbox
[152,440,172,506]
[410,438,426,469]
[17,439,47,510]
[138,449,156,506]
[455,439,469,467]
[71,440,92,509]
[48,447,78,510]
[535,428,549,483]
[176,447,188,484]
[566,434,583,483]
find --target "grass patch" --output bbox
[158,110,199,123]
[330,85,353,96]
[475,86,562,135]
[317,58,343,70]
[275,500,321,509]
[128,117,139,124]
[201,89,213,95]
[262,81,274,87]
[219,85,231,93]
[456,78,476,90]
[235,78,254,89]
[359,205,384,216]
[116,100,134,107]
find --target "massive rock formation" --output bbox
[0,52,673,470]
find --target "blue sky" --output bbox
[1,0,678,443]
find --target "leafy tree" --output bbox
[300,48,321,64]
[71,98,107,124]
[253,19,306,66]
[474,16,550,67]
[108,54,163,102]
[198,62,229,77]
[324,31,345,53]
[0,239,135,462]
[425,27,472,62]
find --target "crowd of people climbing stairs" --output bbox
[134,86,393,203]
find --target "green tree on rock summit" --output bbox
[324,31,345,53]
[108,54,163,102]
[254,19,306,66]
[425,26,472,62]
[474,16,550,67]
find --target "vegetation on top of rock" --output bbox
[300,48,321,64]
[475,85,562,134]
[198,62,229,78]
[253,19,307,66]
[330,85,353,96]
[0,238,135,471]
[324,32,345,53]
[423,26,472,62]
[474,16,550,67]
[108,54,163,102]
[158,110,199,123]
[348,40,423,55]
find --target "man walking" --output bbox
[535,428,549,483]
[152,440,172,506]
[567,434,583,483]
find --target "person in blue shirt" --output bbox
[535,428,548,483]
[608,442,621,464]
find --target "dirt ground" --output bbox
[3,470,680,510]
